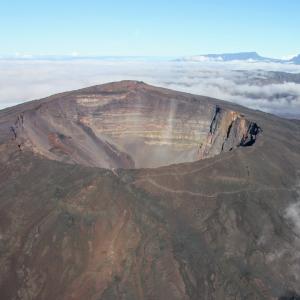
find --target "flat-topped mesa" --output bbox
[7,81,261,169]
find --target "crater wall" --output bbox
[8,81,261,169]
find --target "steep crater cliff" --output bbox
[8,81,261,169]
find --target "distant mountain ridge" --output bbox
[189,52,270,61]
[1,52,300,64]
[180,51,300,64]
[291,54,300,64]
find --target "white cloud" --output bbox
[286,202,300,234]
[0,59,300,118]
[281,54,298,60]
[285,176,300,236]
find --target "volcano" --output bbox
[0,81,300,300]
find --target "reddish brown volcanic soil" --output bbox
[0,81,300,300]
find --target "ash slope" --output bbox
[0,81,300,300]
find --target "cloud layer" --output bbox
[0,59,300,118]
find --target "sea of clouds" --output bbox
[0,58,300,118]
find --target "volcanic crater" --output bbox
[6,81,261,169]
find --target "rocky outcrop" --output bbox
[239,121,261,146]
[199,106,261,159]
[10,113,25,150]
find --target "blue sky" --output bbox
[1,0,299,58]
